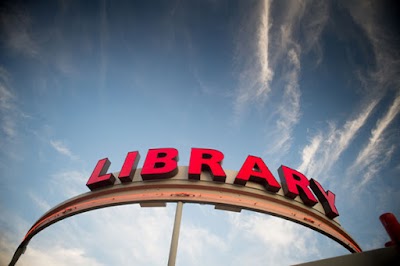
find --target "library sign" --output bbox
[88,148,338,218]
[9,148,361,265]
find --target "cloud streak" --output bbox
[50,140,79,160]
[0,67,19,140]
[298,100,378,181]
[267,48,301,155]
[339,0,400,188]
[48,170,89,199]
[264,1,328,156]
[256,0,274,99]
[98,0,109,99]
[295,0,400,191]
[298,133,322,174]
[233,0,273,121]
[344,0,400,94]
[350,94,400,186]
[233,1,329,158]
[0,4,39,57]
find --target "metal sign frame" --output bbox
[9,167,361,265]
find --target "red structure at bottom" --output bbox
[380,213,400,247]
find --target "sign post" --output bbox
[168,201,184,266]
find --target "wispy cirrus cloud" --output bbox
[264,1,329,156]
[344,0,400,94]
[50,170,89,198]
[233,1,329,150]
[28,191,52,212]
[298,133,323,174]
[0,67,25,142]
[1,2,90,78]
[340,1,400,188]
[298,100,378,181]
[297,0,399,187]
[255,0,274,99]
[0,69,16,139]
[349,94,400,186]
[267,48,301,155]
[261,2,304,156]
[98,0,109,96]
[0,72,13,110]
[50,140,79,160]
[0,4,39,58]
[233,0,273,121]
[298,1,329,64]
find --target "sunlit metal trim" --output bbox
[9,167,361,265]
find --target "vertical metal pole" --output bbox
[168,201,183,266]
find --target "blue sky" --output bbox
[1,0,399,265]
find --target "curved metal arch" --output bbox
[9,167,361,265]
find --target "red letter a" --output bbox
[234,156,281,193]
